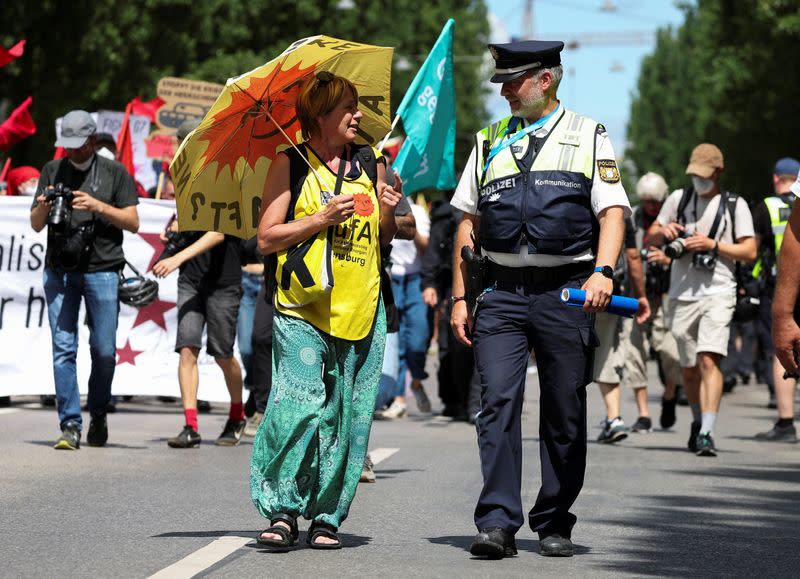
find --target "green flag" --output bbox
[393,19,456,195]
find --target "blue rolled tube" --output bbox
[560,288,639,318]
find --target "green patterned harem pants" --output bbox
[250,300,386,528]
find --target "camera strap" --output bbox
[706,190,730,242]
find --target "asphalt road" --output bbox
[2,359,799,578]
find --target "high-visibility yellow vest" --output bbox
[275,146,381,341]
[474,108,600,256]
[752,195,792,281]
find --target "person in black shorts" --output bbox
[153,224,245,448]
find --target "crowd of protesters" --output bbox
[1,50,798,560]
[5,115,797,452]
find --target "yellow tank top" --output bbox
[275,145,382,341]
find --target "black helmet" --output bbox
[118,261,159,308]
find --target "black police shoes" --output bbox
[539,532,574,557]
[469,527,517,559]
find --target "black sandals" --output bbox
[257,514,299,548]
[306,521,341,550]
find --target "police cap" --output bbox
[488,40,565,83]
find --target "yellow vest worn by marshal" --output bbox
[274,144,382,341]
[752,195,793,282]
[474,108,601,256]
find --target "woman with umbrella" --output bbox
[250,72,402,549]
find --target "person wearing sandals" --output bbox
[250,72,402,549]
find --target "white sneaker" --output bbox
[360,453,376,483]
[381,400,407,419]
[412,387,432,413]
[243,411,263,437]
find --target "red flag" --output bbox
[0,158,11,183]
[0,40,25,68]
[116,101,136,178]
[0,96,36,151]
[130,96,165,124]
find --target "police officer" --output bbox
[451,41,630,558]
[754,157,799,441]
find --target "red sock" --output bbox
[229,402,245,421]
[184,408,198,431]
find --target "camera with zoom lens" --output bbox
[45,183,95,270]
[664,231,688,259]
[45,184,74,232]
[157,229,193,262]
[641,249,670,296]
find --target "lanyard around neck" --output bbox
[482,105,561,174]
[308,144,348,195]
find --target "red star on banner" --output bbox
[116,339,144,366]
[132,297,176,331]
[138,232,167,272]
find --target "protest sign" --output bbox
[155,77,223,134]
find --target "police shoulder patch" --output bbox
[597,159,620,183]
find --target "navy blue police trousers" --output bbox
[472,264,598,538]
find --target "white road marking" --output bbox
[0,408,20,415]
[149,448,401,578]
[369,447,399,465]
[146,535,252,579]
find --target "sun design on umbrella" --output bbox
[197,61,316,179]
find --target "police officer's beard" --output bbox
[516,84,548,121]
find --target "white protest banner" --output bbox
[0,198,237,402]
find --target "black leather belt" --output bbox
[486,261,593,287]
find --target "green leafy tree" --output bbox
[0,0,489,173]
[627,0,800,201]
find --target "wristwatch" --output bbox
[594,265,614,279]
[450,295,466,305]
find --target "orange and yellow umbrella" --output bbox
[171,36,393,238]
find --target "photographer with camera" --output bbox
[30,110,140,450]
[649,144,756,457]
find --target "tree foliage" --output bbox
[0,0,489,171]
[627,0,800,201]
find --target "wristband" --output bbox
[450,295,466,305]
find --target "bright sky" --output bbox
[484,0,687,151]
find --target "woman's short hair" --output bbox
[296,72,359,140]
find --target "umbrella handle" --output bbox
[264,110,333,191]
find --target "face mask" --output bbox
[18,185,37,196]
[96,147,115,160]
[69,155,94,171]
[692,175,715,195]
